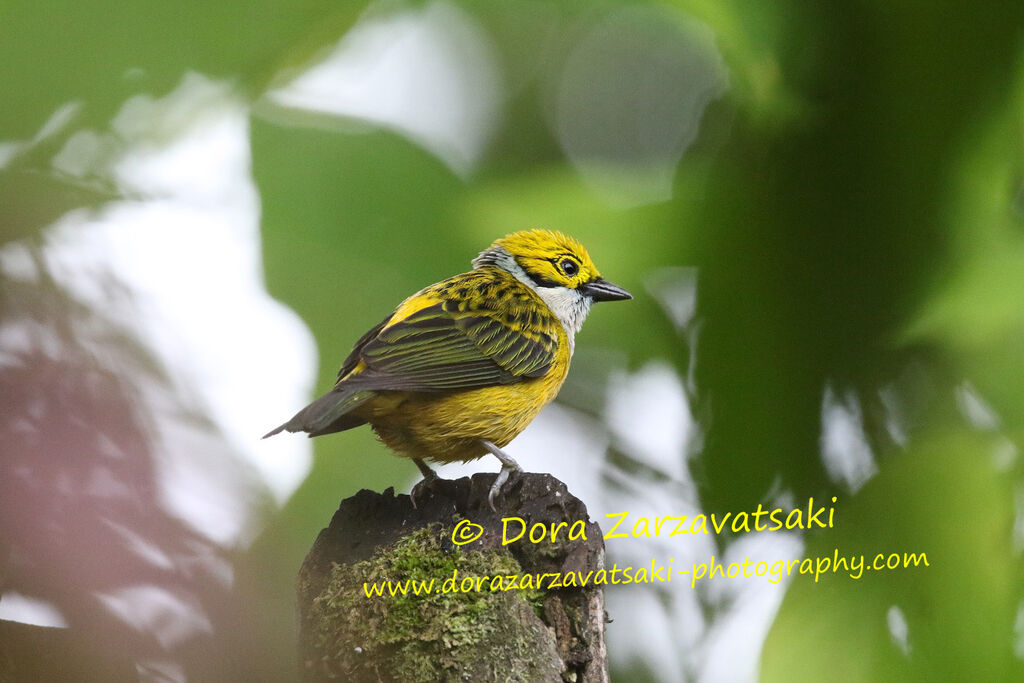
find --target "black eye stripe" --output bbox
[524,256,580,287]
[532,274,560,288]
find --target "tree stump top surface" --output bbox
[298,472,608,683]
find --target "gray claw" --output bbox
[482,440,523,512]
[488,468,510,512]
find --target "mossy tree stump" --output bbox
[297,472,608,682]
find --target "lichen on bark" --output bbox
[297,473,607,682]
[305,526,561,681]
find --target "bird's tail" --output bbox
[262,388,376,439]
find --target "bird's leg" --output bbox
[481,440,523,512]
[414,458,437,480]
[410,458,441,509]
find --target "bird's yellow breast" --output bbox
[357,324,571,464]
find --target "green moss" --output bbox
[307,525,560,681]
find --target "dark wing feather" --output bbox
[342,275,558,393]
[336,314,393,382]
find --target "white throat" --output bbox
[534,287,591,355]
[473,245,592,354]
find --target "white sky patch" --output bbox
[696,532,804,683]
[0,141,24,169]
[150,408,262,547]
[821,384,877,493]
[136,661,186,683]
[0,241,40,281]
[646,267,699,333]
[887,605,912,657]
[606,588,689,683]
[605,361,695,482]
[267,1,502,177]
[41,74,317,526]
[954,382,1016,470]
[97,585,212,649]
[600,472,709,681]
[0,100,83,169]
[102,518,176,571]
[0,593,68,628]
[428,402,610,504]
[878,384,909,448]
[590,359,810,683]
[956,380,1001,430]
[35,101,83,145]
[992,438,1018,472]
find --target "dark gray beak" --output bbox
[580,277,632,302]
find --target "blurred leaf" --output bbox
[763,429,1022,682]
[0,0,367,137]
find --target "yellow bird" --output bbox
[264,229,631,508]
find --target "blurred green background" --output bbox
[2,0,1023,681]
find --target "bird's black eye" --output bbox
[560,259,579,277]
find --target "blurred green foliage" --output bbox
[3,0,1023,680]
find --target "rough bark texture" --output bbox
[297,472,608,683]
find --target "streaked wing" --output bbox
[336,314,392,382]
[342,277,558,392]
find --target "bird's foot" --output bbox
[481,440,523,512]
[411,459,444,509]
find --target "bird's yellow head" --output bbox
[473,229,631,304]
[492,229,597,289]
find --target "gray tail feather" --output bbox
[262,389,375,439]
